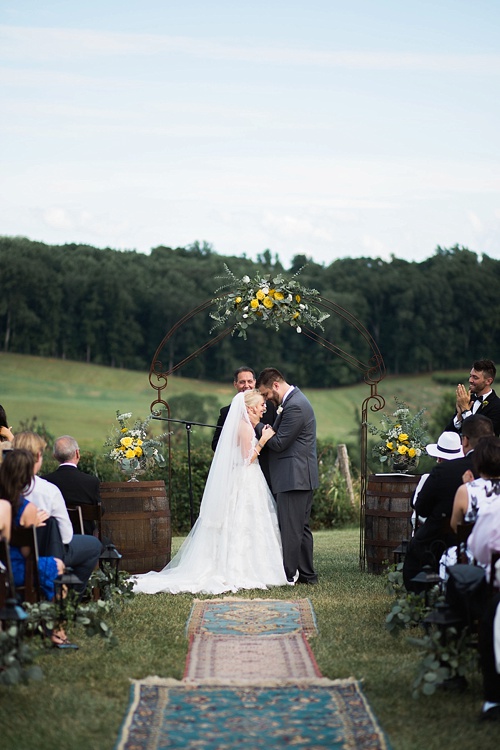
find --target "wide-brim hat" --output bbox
[426,431,463,460]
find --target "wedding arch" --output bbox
[148,269,386,569]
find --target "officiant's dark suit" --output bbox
[257,368,319,584]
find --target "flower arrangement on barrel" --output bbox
[369,397,429,473]
[210,264,330,340]
[105,411,169,481]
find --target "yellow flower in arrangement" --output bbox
[105,411,169,476]
[210,263,330,340]
[369,397,429,470]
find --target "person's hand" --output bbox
[260,425,275,444]
[0,425,14,441]
[462,469,474,484]
[455,383,471,415]
[35,508,49,527]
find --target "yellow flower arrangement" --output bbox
[369,397,429,470]
[210,264,330,340]
[105,411,168,476]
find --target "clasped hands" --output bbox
[260,424,275,445]
[455,383,472,417]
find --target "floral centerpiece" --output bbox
[210,264,330,340]
[105,411,168,480]
[368,397,429,473]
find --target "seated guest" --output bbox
[403,416,494,592]
[12,432,101,598]
[0,448,75,648]
[44,435,102,536]
[0,404,14,444]
[0,405,14,464]
[467,474,500,721]
[450,436,500,532]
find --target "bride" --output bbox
[133,389,288,594]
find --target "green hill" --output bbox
[0,353,464,453]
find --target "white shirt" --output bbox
[25,475,74,544]
[454,389,492,429]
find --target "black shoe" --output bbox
[480,705,500,722]
[298,578,318,585]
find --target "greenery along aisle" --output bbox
[0,529,497,750]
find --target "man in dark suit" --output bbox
[44,435,101,536]
[403,414,494,591]
[446,359,500,437]
[257,367,319,585]
[212,366,276,487]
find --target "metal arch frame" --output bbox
[149,294,386,569]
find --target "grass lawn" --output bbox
[1,528,497,750]
[0,352,465,452]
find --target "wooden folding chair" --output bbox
[0,535,16,606]
[9,525,43,603]
[455,521,475,565]
[66,502,103,540]
[66,506,84,535]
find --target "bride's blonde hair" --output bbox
[244,390,264,409]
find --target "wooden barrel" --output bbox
[364,474,420,574]
[100,480,171,575]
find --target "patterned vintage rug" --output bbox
[115,677,392,750]
[185,597,318,639]
[184,632,322,682]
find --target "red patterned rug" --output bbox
[184,631,322,683]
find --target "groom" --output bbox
[256,367,319,585]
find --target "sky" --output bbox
[1,0,499,268]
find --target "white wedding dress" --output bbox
[133,393,288,595]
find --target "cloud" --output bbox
[1,25,500,74]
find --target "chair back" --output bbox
[66,502,102,540]
[9,525,42,603]
[455,521,475,564]
[0,535,16,605]
[66,506,84,535]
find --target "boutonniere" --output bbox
[277,405,283,415]
[482,400,489,407]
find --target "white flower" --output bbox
[243,314,248,318]
[262,286,269,294]
[296,326,302,333]
[117,412,132,420]
[277,405,283,415]
[242,275,250,284]
[299,304,305,310]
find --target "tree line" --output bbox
[1,236,499,387]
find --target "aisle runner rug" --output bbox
[184,632,322,682]
[116,677,392,750]
[186,598,318,639]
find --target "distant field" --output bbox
[0,352,465,452]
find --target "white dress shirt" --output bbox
[25,475,74,544]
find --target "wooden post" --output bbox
[336,444,356,507]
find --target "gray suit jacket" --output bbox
[264,388,319,494]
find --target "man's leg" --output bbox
[298,490,317,583]
[276,490,314,582]
[63,534,102,595]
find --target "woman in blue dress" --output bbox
[0,448,76,648]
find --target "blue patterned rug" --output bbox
[186,597,318,639]
[116,678,392,750]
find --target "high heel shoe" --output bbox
[50,631,79,650]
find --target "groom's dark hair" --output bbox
[256,367,285,388]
